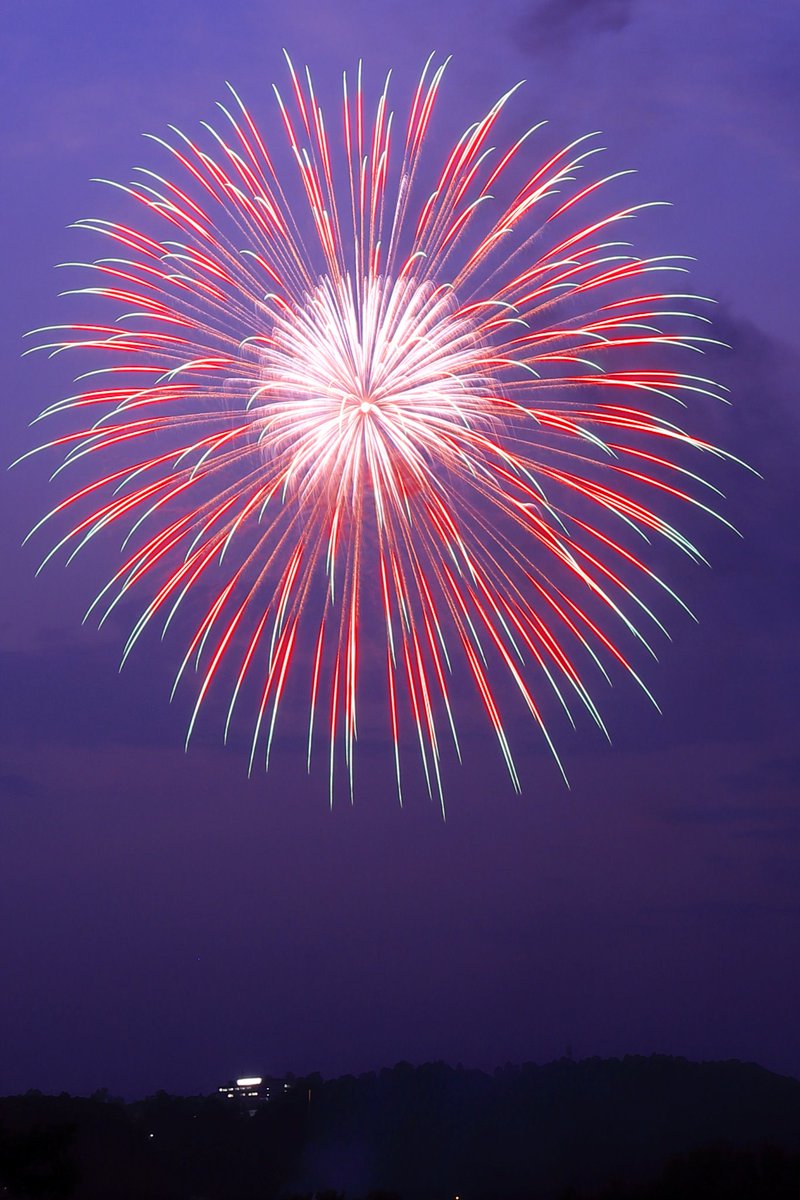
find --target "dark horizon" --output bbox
[7,1050,800,1107]
[2,1,799,1105]
[4,1055,800,1199]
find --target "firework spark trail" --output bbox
[20,54,740,811]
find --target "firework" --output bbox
[21,54,735,808]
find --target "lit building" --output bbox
[217,1076,291,1116]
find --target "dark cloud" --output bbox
[0,770,40,798]
[732,753,800,796]
[703,306,800,572]
[546,306,800,779]
[0,636,185,750]
[657,794,800,845]
[513,0,638,53]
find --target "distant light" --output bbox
[236,1076,262,1087]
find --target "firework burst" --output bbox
[21,54,736,809]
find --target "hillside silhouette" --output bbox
[2,1056,800,1199]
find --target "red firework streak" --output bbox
[20,53,741,810]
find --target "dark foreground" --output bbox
[2,1056,800,1199]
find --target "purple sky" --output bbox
[2,1,799,1099]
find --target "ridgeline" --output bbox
[2,1055,800,1198]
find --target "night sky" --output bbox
[2,1,799,1101]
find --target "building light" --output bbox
[236,1076,262,1087]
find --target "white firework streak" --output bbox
[20,53,741,811]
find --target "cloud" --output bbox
[0,636,184,751]
[513,0,638,53]
[731,753,800,797]
[0,769,40,798]
[703,306,800,544]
